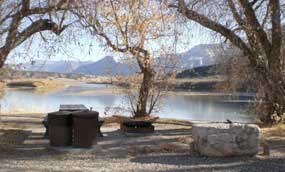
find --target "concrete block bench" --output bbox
[192,123,260,157]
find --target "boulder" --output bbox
[192,123,260,157]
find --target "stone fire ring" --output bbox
[192,123,260,157]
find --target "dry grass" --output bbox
[167,76,225,84]
[154,118,192,126]
[66,88,123,96]
[260,123,285,154]
[8,78,65,87]
[261,123,285,138]
[103,115,159,124]
[103,115,192,126]
[103,115,129,124]
[5,79,67,94]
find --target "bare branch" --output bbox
[238,0,272,57]
[0,0,76,68]
[172,1,254,59]
[269,0,282,60]
[14,19,68,48]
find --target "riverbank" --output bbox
[6,78,64,87]
[83,76,226,92]
[3,78,81,94]
[3,76,227,93]
[0,114,284,171]
[2,77,250,97]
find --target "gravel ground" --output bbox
[0,115,284,172]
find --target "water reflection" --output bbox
[159,95,251,122]
[0,84,254,122]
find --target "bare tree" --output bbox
[215,45,257,93]
[75,0,176,118]
[170,0,285,124]
[0,0,76,67]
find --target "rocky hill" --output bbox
[15,43,224,76]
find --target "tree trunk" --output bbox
[0,47,10,68]
[256,57,285,125]
[134,68,153,118]
[260,81,285,125]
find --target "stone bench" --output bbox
[192,123,260,157]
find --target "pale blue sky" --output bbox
[7,22,218,64]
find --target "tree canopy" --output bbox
[0,0,77,67]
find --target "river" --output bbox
[0,83,255,122]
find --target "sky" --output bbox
[6,22,218,65]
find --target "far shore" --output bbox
[0,77,256,97]
[2,78,82,94]
[84,75,226,92]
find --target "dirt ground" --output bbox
[0,114,284,172]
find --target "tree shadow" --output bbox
[95,127,192,159]
[131,154,285,172]
[0,129,66,161]
[152,158,285,172]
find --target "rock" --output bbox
[192,123,260,157]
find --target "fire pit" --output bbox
[120,121,154,134]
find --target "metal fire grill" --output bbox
[120,121,154,133]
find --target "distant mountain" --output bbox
[73,56,138,76]
[176,64,221,78]
[177,44,224,69]
[21,60,92,73]
[15,44,224,76]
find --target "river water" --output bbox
[0,83,255,122]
